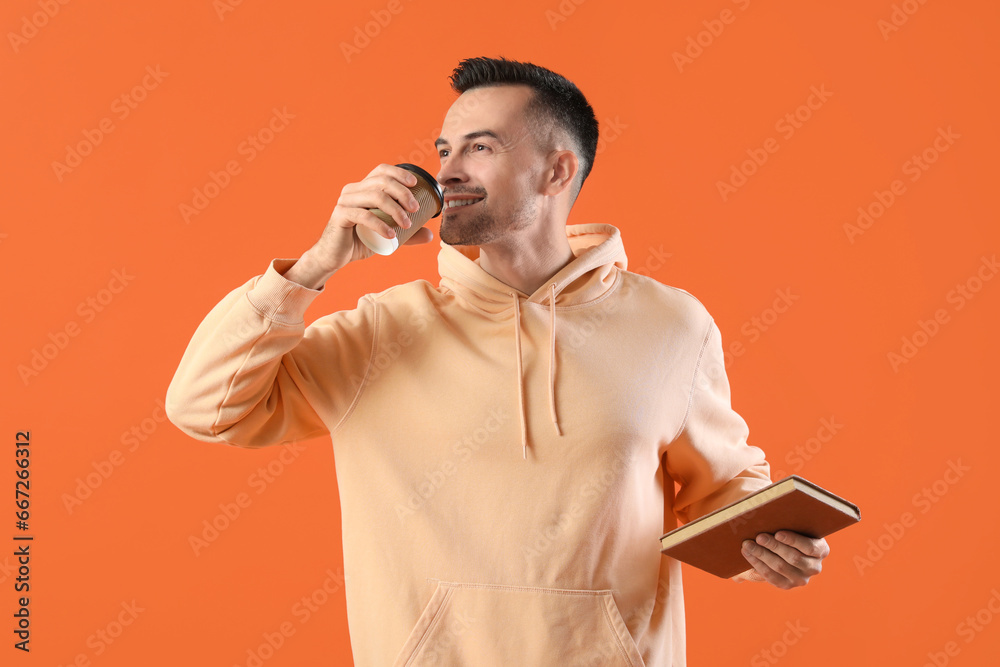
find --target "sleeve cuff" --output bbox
[245,258,325,325]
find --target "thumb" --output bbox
[402,227,435,246]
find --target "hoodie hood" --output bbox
[438,223,629,460]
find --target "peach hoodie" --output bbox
[165,222,771,666]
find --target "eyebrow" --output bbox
[434,129,502,148]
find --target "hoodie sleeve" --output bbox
[665,318,772,527]
[165,258,375,448]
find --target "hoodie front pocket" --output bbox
[392,581,646,667]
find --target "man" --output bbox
[166,56,829,666]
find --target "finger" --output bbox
[754,533,823,577]
[775,531,830,559]
[368,166,422,216]
[741,542,795,590]
[340,182,416,230]
[368,163,419,190]
[344,171,420,213]
[743,538,815,588]
[338,207,397,241]
[367,172,422,216]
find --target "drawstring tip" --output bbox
[522,443,526,460]
[553,422,562,437]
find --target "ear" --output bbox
[541,149,579,198]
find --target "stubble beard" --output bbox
[440,196,538,247]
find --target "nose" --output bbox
[436,153,468,187]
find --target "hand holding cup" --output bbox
[306,163,441,277]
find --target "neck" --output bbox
[478,221,574,296]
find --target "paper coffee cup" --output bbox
[356,163,443,255]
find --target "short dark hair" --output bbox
[448,56,599,205]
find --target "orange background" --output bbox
[3,0,998,665]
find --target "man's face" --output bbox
[434,85,544,246]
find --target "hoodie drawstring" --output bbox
[548,283,562,437]
[511,293,528,460]
[510,286,562,460]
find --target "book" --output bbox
[659,475,861,579]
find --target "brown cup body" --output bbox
[357,164,443,255]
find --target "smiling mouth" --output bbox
[445,197,485,210]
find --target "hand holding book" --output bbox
[659,475,861,582]
[739,529,831,589]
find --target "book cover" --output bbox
[660,476,861,579]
